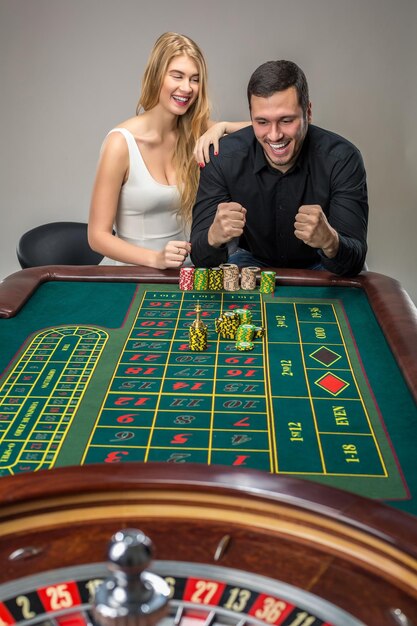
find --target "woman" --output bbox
[88,32,248,269]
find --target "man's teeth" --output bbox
[270,142,287,149]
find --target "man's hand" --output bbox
[294,205,339,258]
[208,202,246,247]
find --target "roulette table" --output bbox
[0,266,417,625]
[0,266,416,515]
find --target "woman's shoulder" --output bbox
[114,115,141,133]
[112,114,159,144]
[104,117,137,139]
[102,118,143,153]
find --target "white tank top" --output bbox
[102,128,187,264]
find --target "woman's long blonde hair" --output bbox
[137,32,210,225]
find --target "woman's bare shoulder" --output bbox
[115,114,157,143]
[115,115,140,131]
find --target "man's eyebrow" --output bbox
[253,114,297,121]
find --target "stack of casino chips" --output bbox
[235,307,265,350]
[221,263,240,291]
[189,323,208,351]
[193,268,209,290]
[235,322,257,351]
[260,270,276,294]
[235,323,256,342]
[214,308,265,351]
[253,326,265,339]
[240,266,260,290]
[235,308,253,324]
[208,267,224,290]
[215,311,240,339]
[179,267,195,291]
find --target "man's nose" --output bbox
[268,123,284,141]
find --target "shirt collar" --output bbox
[253,139,269,174]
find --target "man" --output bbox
[190,60,368,275]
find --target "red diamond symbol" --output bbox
[315,373,349,396]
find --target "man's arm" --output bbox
[190,158,245,267]
[295,147,368,276]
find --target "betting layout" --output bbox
[0,281,407,502]
[0,326,107,474]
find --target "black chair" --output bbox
[16,221,104,268]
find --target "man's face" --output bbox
[250,86,311,173]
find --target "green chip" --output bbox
[235,341,254,351]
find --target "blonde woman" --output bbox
[88,32,248,269]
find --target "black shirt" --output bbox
[190,124,368,275]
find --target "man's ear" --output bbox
[307,101,312,123]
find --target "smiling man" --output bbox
[190,60,368,275]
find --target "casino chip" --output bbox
[221,263,240,291]
[235,324,256,342]
[189,326,208,351]
[236,341,255,351]
[241,266,260,290]
[208,267,224,290]
[235,308,253,324]
[254,326,265,339]
[215,311,240,339]
[260,271,276,294]
[194,268,209,290]
[179,267,194,291]
[189,301,208,351]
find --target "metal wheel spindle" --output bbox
[93,529,170,626]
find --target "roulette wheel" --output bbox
[0,463,416,626]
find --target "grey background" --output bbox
[1,0,416,303]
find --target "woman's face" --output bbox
[159,54,200,115]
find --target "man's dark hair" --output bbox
[247,60,309,115]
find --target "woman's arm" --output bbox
[194,120,251,165]
[88,133,190,269]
